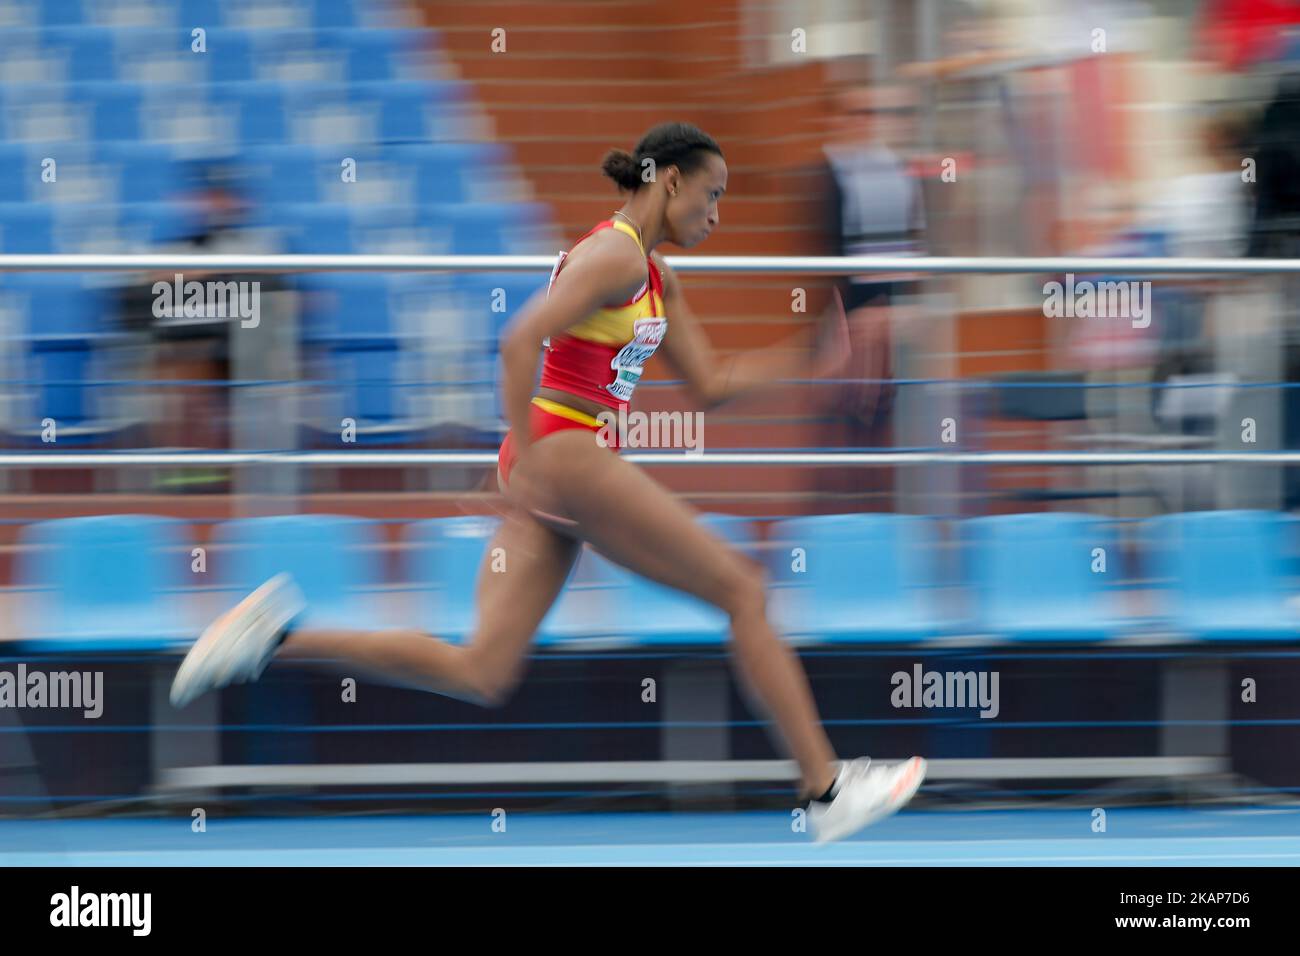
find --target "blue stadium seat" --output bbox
[245,144,330,204]
[278,81,380,143]
[0,204,130,252]
[767,514,948,643]
[128,81,224,143]
[202,29,257,82]
[60,203,147,252]
[40,0,85,28]
[333,345,403,421]
[604,515,757,646]
[332,79,460,141]
[248,144,465,206]
[262,203,354,253]
[301,336,436,447]
[253,147,418,207]
[539,516,756,647]
[0,29,64,81]
[45,26,116,83]
[391,517,758,649]
[295,272,445,445]
[112,27,212,84]
[963,512,1131,641]
[252,29,348,82]
[0,273,140,443]
[403,529,642,650]
[118,201,200,244]
[537,548,627,646]
[1143,510,1300,641]
[211,515,386,629]
[15,515,199,649]
[446,201,547,255]
[409,143,506,204]
[325,29,423,82]
[0,147,123,205]
[311,0,360,30]
[361,80,452,141]
[67,81,144,140]
[0,84,85,143]
[8,147,121,204]
[404,515,500,643]
[271,80,461,144]
[0,145,122,205]
[454,272,547,349]
[0,147,39,203]
[96,143,184,203]
[177,0,225,29]
[21,346,94,426]
[208,82,287,143]
[1,272,144,443]
[299,273,413,342]
[266,203,418,255]
[3,271,107,336]
[0,204,54,252]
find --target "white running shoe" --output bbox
[807,756,927,844]
[170,573,306,708]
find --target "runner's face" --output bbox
[667,153,727,249]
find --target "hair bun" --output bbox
[600,148,641,190]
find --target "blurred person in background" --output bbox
[115,161,284,491]
[1058,103,1255,514]
[1241,71,1300,506]
[812,78,927,509]
[1132,108,1254,511]
[1245,70,1300,259]
[1145,106,1252,380]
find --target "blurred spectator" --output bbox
[1245,70,1300,258]
[1060,189,1162,375]
[812,79,926,507]
[1241,70,1300,505]
[1144,107,1252,360]
[1162,109,1252,261]
[115,161,283,490]
[820,81,926,312]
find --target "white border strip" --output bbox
[1,254,1298,275]
[5,450,1300,467]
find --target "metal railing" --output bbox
[1,252,1295,470]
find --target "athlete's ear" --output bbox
[664,165,680,197]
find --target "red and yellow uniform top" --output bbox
[537,218,667,414]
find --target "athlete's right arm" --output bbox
[499,237,645,453]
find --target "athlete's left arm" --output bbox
[654,254,830,410]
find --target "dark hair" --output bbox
[601,122,723,191]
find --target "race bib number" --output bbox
[607,317,667,402]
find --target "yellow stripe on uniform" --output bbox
[610,218,645,255]
[531,396,606,428]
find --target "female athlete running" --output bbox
[170,122,926,843]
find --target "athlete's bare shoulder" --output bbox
[553,223,647,303]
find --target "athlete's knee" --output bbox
[468,667,521,708]
[462,647,524,708]
[477,675,519,708]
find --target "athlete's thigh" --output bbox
[523,432,754,608]
[468,502,581,671]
